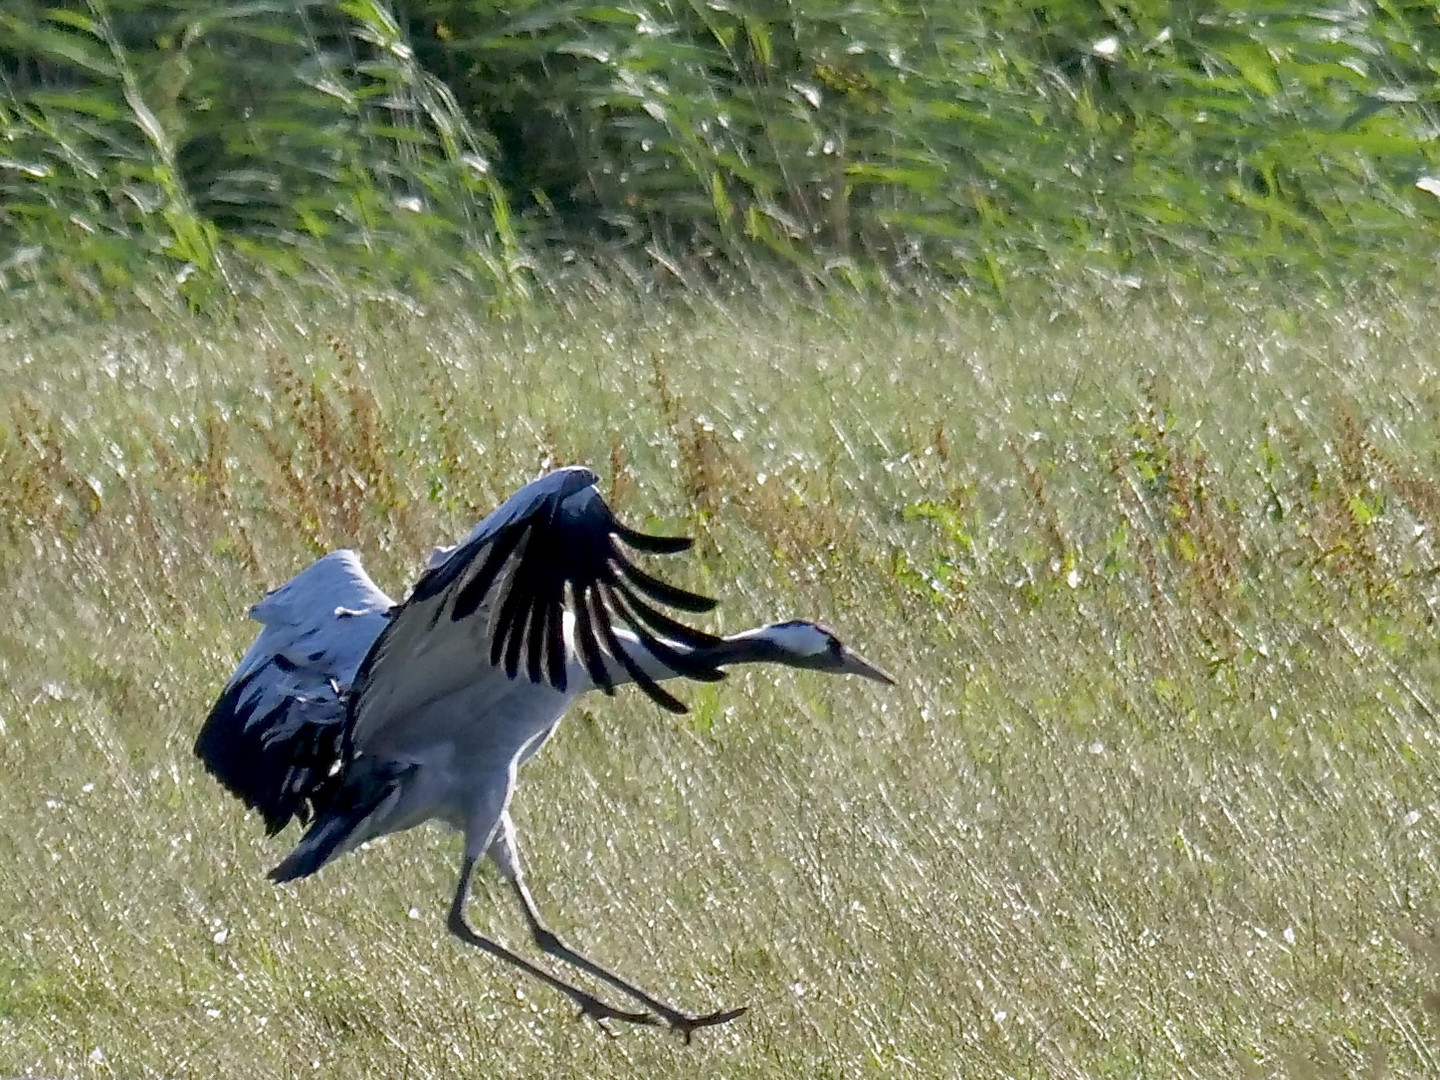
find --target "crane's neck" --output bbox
[576,622,791,689]
[693,627,790,669]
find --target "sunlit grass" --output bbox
[3,276,1440,1077]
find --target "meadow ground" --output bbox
[3,275,1440,1077]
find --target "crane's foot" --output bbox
[661,1004,748,1043]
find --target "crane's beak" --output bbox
[838,646,896,685]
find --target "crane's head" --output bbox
[741,620,896,684]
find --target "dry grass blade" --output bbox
[3,277,1440,1078]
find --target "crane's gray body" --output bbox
[195,464,893,1036]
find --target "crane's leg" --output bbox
[447,853,659,1033]
[489,814,746,1042]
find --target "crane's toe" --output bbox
[670,1004,748,1043]
[574,999,661,1032]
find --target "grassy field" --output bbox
[4,275,1440,1077]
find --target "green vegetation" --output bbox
[5,1,1440,1074]
[3,277,1440,1076]
[3,0,1440,300]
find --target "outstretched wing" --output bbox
[195,550,394,835]
[350,466,725,745]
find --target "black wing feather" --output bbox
[195,666,349,835]
[609,576,724,651]
[587,587,689,713]
[486,530,536,670]
[604,582,726,682]
[614,557,717,614]
[543,577,568,691]
[572,582,616,696]
[482,483,718,706]
[452,522,528,622]
[612,522,694,554]
[354,469,719,716]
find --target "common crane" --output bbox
[195,466,893,1038]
